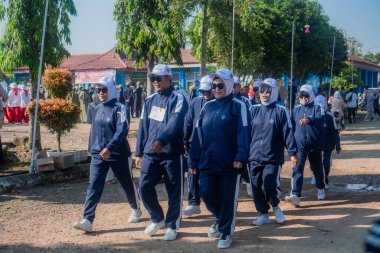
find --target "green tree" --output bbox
[331,61,363,91]
[346,36,363,56]
[364,52,380,65]
[114,0,186,95]
[0,0,77,150]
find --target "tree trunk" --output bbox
[29,74,42,151]
[200,0,208,77]
[57,132,61,152]
[146,59,155,96]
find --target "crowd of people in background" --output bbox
[2,83,31,124]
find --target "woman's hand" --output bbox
[99,148,111,159]
[135,157,142,169]
[152,141,164,153]
[189,168,197,174]
[234,161,244,170]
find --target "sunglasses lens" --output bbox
[212,83,225,90]
[150,76,164,83]
[96,88,108,94]
[300,92,310,98]
[200,90,212,95]
[259,86,272,94]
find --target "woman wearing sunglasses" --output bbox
[188,69,249,249]
[73,76,141,233]
[183,75,215,218]
[285,84,326,207]
[249,78,298,226]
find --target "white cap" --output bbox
[260,78,278,106]
[10,83,17,89]
[209,69,234,96]
[21,84,27,90]
[149,64,172,77]
[199,76,212,91]
[233,76,241,84]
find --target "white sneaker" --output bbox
[273,207,285,224]
[246,182,253,197]
[164,228,177,241]
[182,205,201,217]
[208,222,221,238]
[311,176,316,185]
[285,195,301,207]
[73,219,93,232]
[128,208,142,223]
[317,189,326,200]
[144,220,165,236]
[252,214,271,226]
[218,233,232,249]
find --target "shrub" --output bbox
[28,99,80,152]
[42,66,73,99]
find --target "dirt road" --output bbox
[1,114,380,253]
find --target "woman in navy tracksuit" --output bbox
[285,84,326,208]
[73,76,140,233]
[188,69,249,249]
[249,78,298,226]
[182,75,214,217]
[311,100,342,186]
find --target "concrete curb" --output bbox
[0,163,90,194]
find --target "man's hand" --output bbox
[99,148,111,159]
[135,157,143,169]
[290,155,298,166]
[189,168,197,174]
[152,141,164,153]
[299,118,310,126]
[234,161,244,170]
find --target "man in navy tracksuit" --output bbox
[232,76,253,196]
[182,75,214,217]
[285,84,326,207]
[249,78,298,226]
[135,64,188,241]
[312,100,342,186]
[73,76,140,233]
[188,69,249,249]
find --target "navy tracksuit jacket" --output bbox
[188,93,249,235]
[291,102,325,197]
[83,98,139,222]
[310,111,341,184]
[249,102,297,213]
[183,96,209,206]
[136,86,188,229]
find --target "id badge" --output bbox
[149,106,166,122]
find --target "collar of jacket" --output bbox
[157,85,174,96]
[301,101,315,108]
[102,98,117,106]
[216,93,233,103]
[263,101,277,108]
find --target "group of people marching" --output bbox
[2,83,31,124]
[73,64,341,249]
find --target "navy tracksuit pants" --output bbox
[250,163,282,214]
[199,172,240,235]
[138,154,183,230]
[187,172,200,206]
[291,150,325,197]
[310,149,333,185]
[83,156,139,222]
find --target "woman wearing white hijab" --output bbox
[73,76,141,233]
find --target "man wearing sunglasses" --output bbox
[285,84,326,207]
[252,80,261,105]
[232,76,253,197]
[182,75,215,218]
[135,64,188,241]
[249,78,298,226]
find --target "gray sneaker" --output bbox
[73,219,93,233]
[208,222,221,238]
[218,233,232,249]
[285,195,301,207]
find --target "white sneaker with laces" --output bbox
[285,195,301,207]
[208,222,221,238]
[218,233,232,249]
[128,208,142,223]
[182,205,201,217]
[273,207,285,224]
[252,214,271,226]
[144,220,165,236]
[317,189,326,200]
[73,219,93,232]
[164,228,177,241]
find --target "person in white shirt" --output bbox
[19,84,30,124]
[345,89,358,124]
[7,83,21,124]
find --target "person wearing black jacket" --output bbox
[123,82,134,117]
